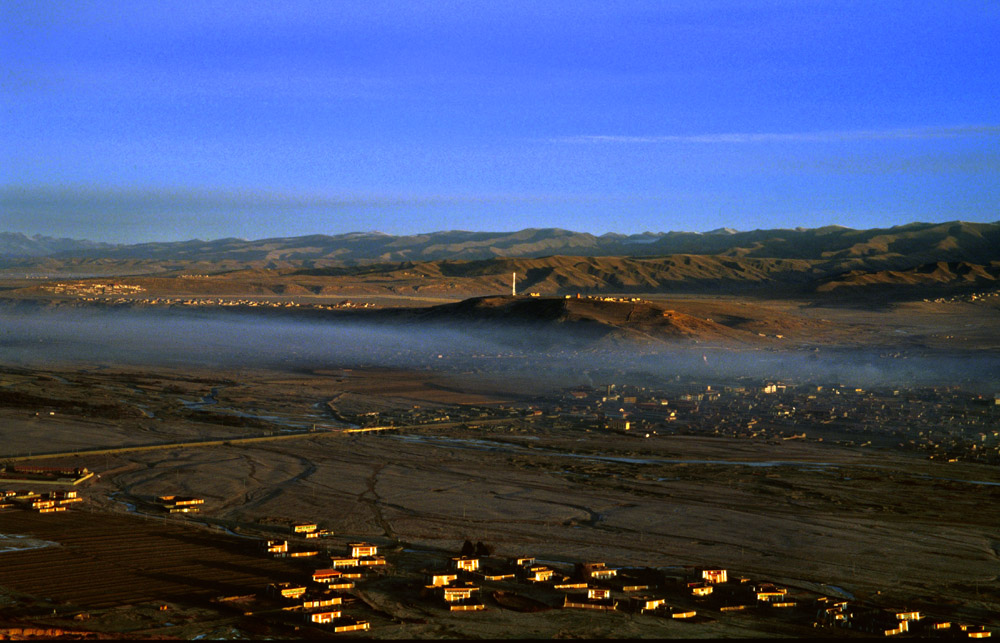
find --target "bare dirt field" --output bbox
[0,509,307,609]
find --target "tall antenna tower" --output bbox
[512,272,517,296]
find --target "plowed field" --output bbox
[0,509,304,609]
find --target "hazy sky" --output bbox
[3,1,998,243]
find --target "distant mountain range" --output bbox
[3,221,998,264]
[2,222,999,297]
[0,232,115,257]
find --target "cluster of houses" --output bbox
[254,523,823,633]
[925,289,999,305]
[38,280,381,311]
[0,489,82,513]
[560,294,647,303]
[0,466,93,513]
[551,380,1000,461]
[816,598,991,638]
[42,282,144,296]
[290,522,333,539]
[258,537,382,633]
[423,559,702,618]
[423,555,506,612]
[414,553,991,638]
[156,495,205,514]
[101,297,377,310]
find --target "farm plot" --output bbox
[0,509,306,609]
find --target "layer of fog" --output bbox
[1,306,998,393]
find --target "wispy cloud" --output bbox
[0,185,607,212]
[795,150,1000,175]
[551,125,1000,144]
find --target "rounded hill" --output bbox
[403,295,758,346]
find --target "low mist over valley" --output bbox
[1,302,998,392]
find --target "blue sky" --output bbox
[2,0,998,243]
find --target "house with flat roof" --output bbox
[563,587,618,611]
[305,610,342,624]
[268,583,307,600]
[440,582,486,612]
[426,572,459,587]
[349,542,378,558]
[702,569,727,584]
[522,565,556,583]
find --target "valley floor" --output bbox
[1,356,998,638]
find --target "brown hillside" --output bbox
[292,254,821,296]
[4,220,999,301]
[817,261,1000,292]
